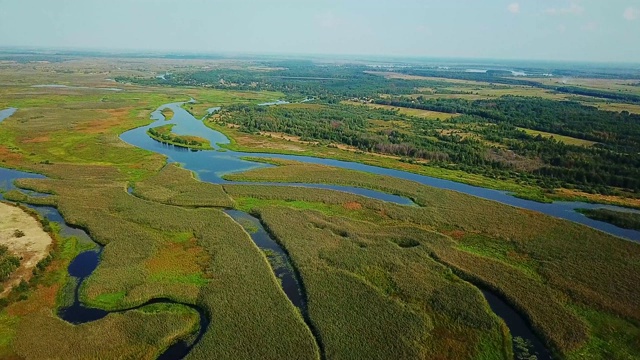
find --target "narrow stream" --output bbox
[481,290,551,360]
[225,210,305,309]
[224,210,325,357]
[0,167,209,360]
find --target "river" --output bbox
[5,100,639,359]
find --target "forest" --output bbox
[118,61,640,197]
[213,97,640,194]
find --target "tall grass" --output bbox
[225,159,640,358]
[11,167,318,359]
[132,163,234,208]
[255,206,508,359]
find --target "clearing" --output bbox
[517,128,597,147]
[342,101,459,120]
[0,202,52,297]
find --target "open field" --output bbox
[583,101,640,114]
[183,90,284,119]
[517,127,597,147]
[14,303,199,360]
[0,202,52,297]
[342,100,460,120]
[525,77,640,96]
[132,164,234,208]
[256,206,508,359]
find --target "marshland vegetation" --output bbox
[0,56,639,360]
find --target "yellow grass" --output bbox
[586,102,640,114]
[342,101,459,120]
[517,128,597,147]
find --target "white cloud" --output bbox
[546,2,584,16]
[623,7,640,21]
[507,3,520,14]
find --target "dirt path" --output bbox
[0,202,53,297]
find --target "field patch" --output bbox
[517,128,597,147]
[343,100,459,120]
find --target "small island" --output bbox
[161,108,174,121]
[147,124,212,150]
[578,208,640,231]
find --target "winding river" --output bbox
[121,102,640,242]
[0,168,209,359]
[4,100,640,359]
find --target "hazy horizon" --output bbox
[1,0,639,63]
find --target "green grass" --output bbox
[91,291,127,308]
[342,100,461,120]
[132,163,234,208]
[224,160,640,358]
[160,108,174,121]
[255,205,508,359]
[147,124,213,150]
[209,124,554,203]
[577,208,640,230]
[12,169,319,359]
[184,89,285,118]
[2,61,640,359]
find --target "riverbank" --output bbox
[205,120,640,209]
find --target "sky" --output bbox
[0,0,639,63]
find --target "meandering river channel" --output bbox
[4,101,640,359]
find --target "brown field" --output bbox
[342,100,459,120]
[0,202,53,297]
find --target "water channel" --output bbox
[5,101,640,359]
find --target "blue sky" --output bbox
[0,0,639,62]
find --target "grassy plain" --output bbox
[0,61,318,358]
[183,90,284,119]
[256,206,508,359]
[517,127,597,147]
[11,167,319,359]
[1,58,640,359]
[132,163,234,208]
[342,100,460,120]
[224,158,640,359]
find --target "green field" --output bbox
[224,159,640,359]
